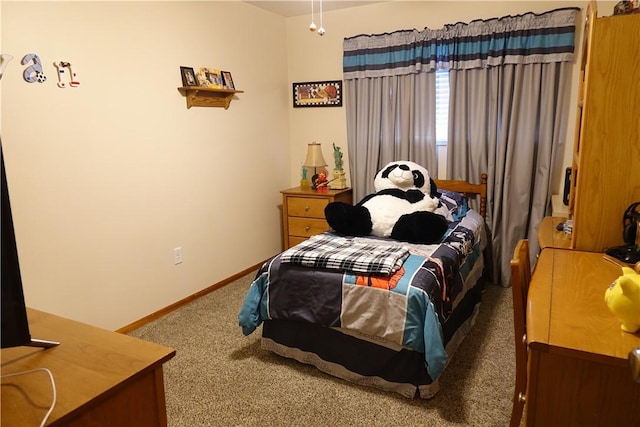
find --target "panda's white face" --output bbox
[374,161,430,193]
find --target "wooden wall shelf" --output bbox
[177,87,244,109]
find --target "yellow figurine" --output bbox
[605,264,640,333]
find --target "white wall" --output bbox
[285,1,616,193]
[1,1,289,329]
[1,1,616,330]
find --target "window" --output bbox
[435,70,449,146]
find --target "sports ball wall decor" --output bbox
[21,53,47,83]
[6,52,80,88]
[54,61,80,88]
[292,80,342,108]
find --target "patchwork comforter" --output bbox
[239,210,486,380]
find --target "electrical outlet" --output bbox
[173,247,183,265]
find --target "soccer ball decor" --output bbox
[19,53,80,88]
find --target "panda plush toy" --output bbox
[324,160,451,244]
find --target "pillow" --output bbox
[439,190,468,221]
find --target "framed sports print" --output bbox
[292,80,342,108]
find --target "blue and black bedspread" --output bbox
[239,210,486,380]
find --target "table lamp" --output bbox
[303,142,328,190]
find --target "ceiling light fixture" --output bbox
[309,0,317,31]
[309,0,325,36]
[317,0,326,36]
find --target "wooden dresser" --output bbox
[526,249,640,426]
[281,186,352,249]
[568,3,640,252]
[1,308,175,427]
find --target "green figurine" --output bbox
[300,165,310,189]
[333,143,343,171]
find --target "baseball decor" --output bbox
[54,61,80,88]
[293,80,342,108]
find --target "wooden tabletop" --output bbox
[1,308,175,426]
[537,216,572,250]
[527,249,640,366]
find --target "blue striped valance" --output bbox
[343,8,579,79]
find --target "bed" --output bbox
[239,175,488,399]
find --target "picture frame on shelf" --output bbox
[292,80,342,108]
[197,67,223,89]
[221,71,235,90]
[180,66,197,87]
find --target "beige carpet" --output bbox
[129,272,515,427]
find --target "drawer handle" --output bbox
[305,226,310,231]
[518,392,526,403]
[304,206,310,211]
[630,347,640,383]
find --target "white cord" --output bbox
[1,367,57,427]
[309,0,317,31]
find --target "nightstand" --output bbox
[281,186,352,249]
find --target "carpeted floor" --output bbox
[129,272,515,427]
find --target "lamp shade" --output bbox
[303,142,327,168]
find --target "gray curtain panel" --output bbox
[448,62,573,286]
[345,73,437,202]
[343,8,578,285]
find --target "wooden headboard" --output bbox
[435,173,488,219]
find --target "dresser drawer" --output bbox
[287,197,328,219]
[288,235,308,248]
[281,186,352,250]
[288,217,329,237]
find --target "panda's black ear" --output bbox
[430,178,441,198]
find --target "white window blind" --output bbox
[435,70,449,146]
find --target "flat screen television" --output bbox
[1,141,58,349]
